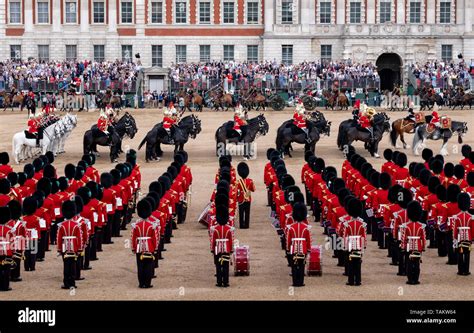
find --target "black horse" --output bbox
[83,112,137,162]
[215,114,269,159]
[138,114,202,162]
[337,113,390,158]
[275,111,331,157]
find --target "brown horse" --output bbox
[210,90,234,111]
[1,91,25,111]
[177,90,204,112]
[323,90,348,110]
[242,89,266,111]
[389,118,416,149]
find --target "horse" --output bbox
[419,93,445,111]
[242,89,266,111]
[11,113,77,164]
[138,114,202,162]
[24,95,36,116]
[413,120,468,156]
[337,113,391,158]
[177,90,204,112]
[450,93,474,110]
[389,118,416,149]
[323,90,348,110]
[1,92,25,111]
[275,111,331,157]
[83,112,137,162]
[210,90,235,111]
[215,114,269,159]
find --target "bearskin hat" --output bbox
[291,192,305,206]
[0,152,10,165]
[77,187,92,206]
[270,152,281,164]
[447,184,461,203]
[100,172,113,189]
[74,166,85,181]
[82,154,93,167]
[350,154,360,167]
[115,164,128,179]
[8,200,22,220]
[96,184,104,201]
[461,145,472,158]
[0,179,11,195]
[428,176,441,194]
[383,148,393,161]
[346,197,363,218]
[158,175,171,191]
[314,158,326,173]
[331,178,346,194]
[322,166,337,181]
[470,152,474,164]
[237,162,249,179]
[17,172,27,186]
[137,199,152,220]
[219,171,231,184]
[0,206,11,224]
[419,169,432,186]
[443,163,455,178]
[45,151,55,165]
[40,155,48,166]
[144,197,156,213]
[126,149,137,167]
[266,148,277,160]
[65,164,76,180]
[355,157,367,171]
[454,164,465,180]
[43,164,56,179]
[407,201,422,222]
[413,163,426,178]
[57,176,68,192]
[344,145,356,161]
[370,171,381,188]
[86,181,98,199]
[421,148,433,162]
[7,172,18,187]
[33,190,44,207]
[216,204,229,226]
[74,195,84,214]
[216,180,230,192]
[434,154,445,165]
[304,150,314,162]
[281,174,295,190]
[147,192,160,208]
[110,169,121,186]
[458,192,471,212]
[379,172,392,190]
[467,172,474,187]
[24,164,34,179]
[148,181,163,196]
[32,158,43,172]
[22,196,38,216]
[388,185,403,204]
[395,153,408,168]
[436,185,447,202]
[51,179,59,194]
[173,154,185,166]
[398,188,413,209]
[77,160,88,171]
[167,165,178,179]
[408,162,417,177]
[215,193,229,208]
[219,158,231,169]
[292,202,307,222]
[337,188,352,204]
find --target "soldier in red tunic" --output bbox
[236,162,255,229]
[232,107,247,141]
[6,200,25,282]
[286,202,311,287]
[0,153,13,179]
[57,200,83,289]
[401,201,426,285]
[27,115,40,147]
[459,145,472,171]
[131,199,157,288]
[0,206,13,291]
[100,173,116,245]
[453,193,474,275]
[445,184,462,265]
[162,108,176,143]
[210,204,234,287]
[22,197,41,271]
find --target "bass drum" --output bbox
[233,245,250,276]
[306,245,322,276]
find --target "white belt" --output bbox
[0,241,10,245]
[137,237,151,241]
[291,238,306,242]
[62,236,76,240]
[407,236,420,240]
[458,227,470,230]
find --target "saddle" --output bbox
[24,131,38,139]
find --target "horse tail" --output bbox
[138,135,147,150]
[389,122,398,147]
[337,124,345,148]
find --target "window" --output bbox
[152,45,163,67]
[37,1,49,23]
[321,45,332,63]
[199,1,210,23]
[121,1,133,23]
[350,1,361,23]
[176,45,187,63]
[409,1,421,23]
[223,45,234,61]
[38,45,49,62]
[441,45,452,62]
[66,45,77,61]
[122,45,133,62]
[200,45,211,63]
[223,2,235,24]
[175,1,187,23]
[10,45,21,60]
[320,1,331,24]
[247,1,258,24]
[282,45,293,65]
[65,1,77,23]
[9,1,21,24]
[93,2,105,23]
[379,1,391,23]
[281,0,293,24]
[247,45,258,63]
[94,45,105,62]
[151,1,163,23]
[440,1,451,23]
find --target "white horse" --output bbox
[12,113,78,164]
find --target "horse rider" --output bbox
[233,104,247,141]
[9,84,17,100]
[293,101,311,143]
[405,107,416,122]
[97,110,112,145]
[27,114,41,147]
[105,104,117,125]
[352,99,361,122]
[429,110,441,130]
[163,106,176,143]
[27,87,35,102]
[357,104,374,141]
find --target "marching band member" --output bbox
[22,197,41,272]
[453,193,474,276]
[131,199,157,288]
[56,200,83,289]
[210,204,234,287]
[445,185,462,265]
[0,206,13,291]
[392,188,413,276]
[236,162,255,229]
[401,201,426,285]
[286,202,311,287]
[100,173,116,245]
[0,153,14,179]
[6,200,25,282]
[459,145,472,171]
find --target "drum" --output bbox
[415,112,425,124]
[441,116,451,129]
[307,245,322,276]
[233,245,250,276]
[198,202,211,227]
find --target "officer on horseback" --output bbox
[163,104,176,144]
[357,103,375,142]
[405,107,416,122]
[233,104,246,141]
[27,114,41,147]
[430,110,441,130]
[97,109,112,145]
[293,101,311,143]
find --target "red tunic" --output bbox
[131,219,157,253]
[97,117,108,132]
[27,119,38,134]
[56,220,83,254]
[453,212,474,243]
[0,225,13,257]
[163,116,176,130]
[210,224,234,254]
[236,178,255,203]
[401,221,426,252]
[358,115,371,128]
[233,115,245,131]
[343,219,367,251]
[286,222,312,254]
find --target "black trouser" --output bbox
[215,253,230,286]
[446,231,457,264]
[51,218,62,245]
[312,199,321,222]
[391,239,400,265]
[0,256,12,291]
[11,252,22,280]
[103,214,114,244]
[121,206,129,230]
[159,236,165,258]
[177,202,185,224]
[437,230,447,257]
[304,186,312,208]
[427,223,437,248]
[62,255,77,288]
[95,227,103,252]
[90,233,98,260]
[37,230,48,260]
[24,240,37,271]
[347,253,362,285]
[266,186,273,207]
[84,241,91,269]
[165,220,172,243]
[112,210,122,237]
[75,253,83,279]
[291,255,306,287]
[406,253,421,284]
[238,201,251,229]
[136,253,154,287]
[182,201,188,222]
[457,247,471,275]
[398,250,407,276]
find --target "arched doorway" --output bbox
[376,53,402,91]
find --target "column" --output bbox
[396,0,405,24]
[367,0,375,24]
[80,0,89,32]
[465,0,472,32]
[25,0,34,32]
[336,0,344,24]
[52,0,61,31]
[426,0,435,24]
[301,0,310,32]
[264,0,274,33]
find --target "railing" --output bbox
[0,79,137,93]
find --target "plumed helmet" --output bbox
[22,196,38,216]
[137,199,152,219]
[458,192,471,212]
[407,201,422,222]
[292,202,307,222]
[237,162,249,179]
[100,172,113,189]
[65,163,76,180]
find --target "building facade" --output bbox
[1,0,473,88]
